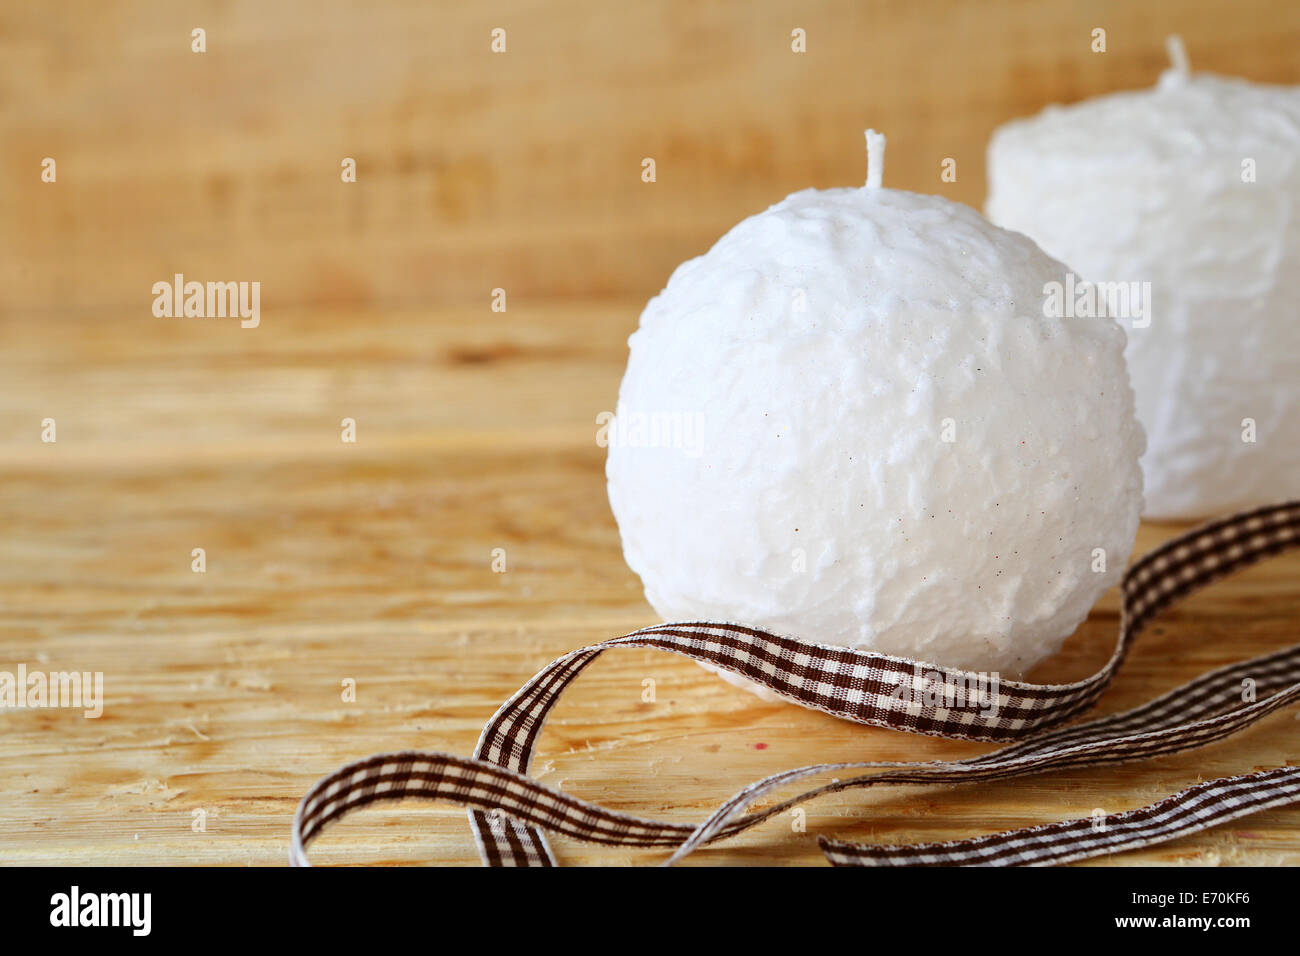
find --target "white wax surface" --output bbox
[607,185,1144,686]
[987,71,1300,518]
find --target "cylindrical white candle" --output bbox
[607,133,1145,692]
[986,38,1300,519]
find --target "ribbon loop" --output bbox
[291,501,1299,867]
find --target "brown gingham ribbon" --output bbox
[291,500,1300,866]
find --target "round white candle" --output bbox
[987,38,1300,519]
[607,133,1144,692]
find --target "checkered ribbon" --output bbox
[291,500,1300,866]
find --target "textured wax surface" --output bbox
[987,71,1300,519]
[606,186,1145,691]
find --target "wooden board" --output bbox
[1,301,1297,866]
[4,0,1299,315]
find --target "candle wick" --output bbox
[864,129,886,190]
[1165,34,1191,79]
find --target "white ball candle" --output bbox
[987,38,1300,519]
[606,132,1145,694]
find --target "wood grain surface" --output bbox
[1,1,1297,866]
[1,301,1297,866]
[4,0,1299,313]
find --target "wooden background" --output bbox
[1,0,1297,866]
